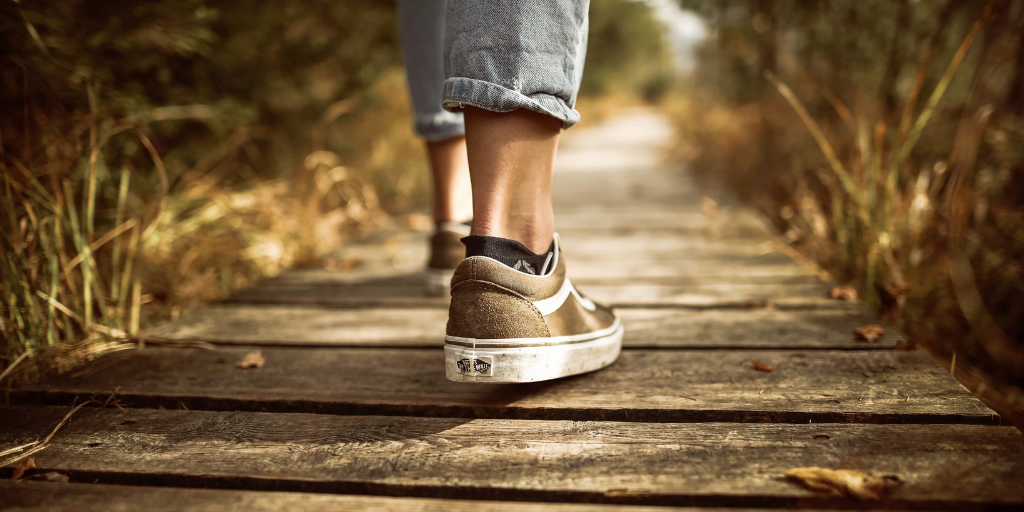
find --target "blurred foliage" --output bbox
[584,0,674,101]
[0,0,668,379]
[673,0,1024,417]
[0,0,414,379]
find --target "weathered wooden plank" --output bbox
[558,234,770,257]
[581,282,840,308]
[2,407,1021,508]
[146,306,449,347]
[553,207,764,231]
[0,481,716,512]
[227,283,449,309]
[285,247,812,295]
[146,306,901,349]
[261,258,817,288]
[567,255,815,280]
[13,348,996,424]
[621,308,903,348]
[227,282,845,309]
[553,166,697,207]
[244,235,836,310]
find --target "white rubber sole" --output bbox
[444,320,623,383]
[425,268,454,297]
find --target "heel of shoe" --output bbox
[444,322,623,383]
[446,280,550,340]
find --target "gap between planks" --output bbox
[0,481,765,512]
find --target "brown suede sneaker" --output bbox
[426,222,470,296]
[444,234,623,383]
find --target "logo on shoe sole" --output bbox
[456,356,493,376]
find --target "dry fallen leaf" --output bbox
[829,285,858,301]
[12,457,35,480]
[236,351,265,369]
[854,324,885,342]
[752,360,774,372]
[785,467,902,500]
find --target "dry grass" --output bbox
[0,66,423,383]
[670,4,1024,423]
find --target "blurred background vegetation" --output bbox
[6,0,1021,424]
[673,0,1024,420]
[0,0,670,379]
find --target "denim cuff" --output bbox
[414,111,466,142]
[442,77,581,130]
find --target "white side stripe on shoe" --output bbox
[533,278,596,316]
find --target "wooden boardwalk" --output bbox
[4,110,1024,510]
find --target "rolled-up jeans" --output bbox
[398,0,589,141]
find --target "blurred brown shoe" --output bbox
[426,221,470,296]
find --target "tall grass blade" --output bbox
[62,180,90,328]
[764,70,866,222]
[897,0,959,140]
[889,3,990,175]
[130,280,141,337]
[117,224,138,316]
[111,168,129,301]
[40,216,59,347]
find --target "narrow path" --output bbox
[4,110,1023,510]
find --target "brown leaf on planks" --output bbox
[785,467,903,500]
[854,324,885,342]
[829,285,858,301]
[12,457,35,480]
[752,360,774,372]
[236,351,265,369]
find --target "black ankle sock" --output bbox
[462,235,555,275]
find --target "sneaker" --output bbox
[426,221,471,296]
[444,234,623,383]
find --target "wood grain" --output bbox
[0,481,713,512]
[145,306,903,349]
[2,407,1021,508]
[13,348,996,424]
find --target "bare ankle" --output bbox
[470,215,553,254]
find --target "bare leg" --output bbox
[464,107,560,254]
[427,136,474,224]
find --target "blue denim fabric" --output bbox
[443,0,589,129]
[398,0,465,141]
[400,0,589,135]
